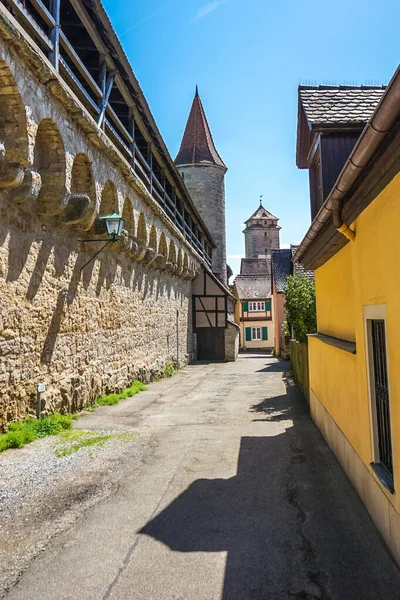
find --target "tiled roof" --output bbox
[271,249,292,292]
[299,85,385,126]
[234,275,271,299]
[175,87,226,169]
[240,258,271,276]
[245,203,278,223]
[290,245,314,280]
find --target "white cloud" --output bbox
[193,0,226,21]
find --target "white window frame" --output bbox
[251,327,261,341]
[363,304,395,493]
[249,301,265,312]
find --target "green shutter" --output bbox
[266,300,271,311]
[243,301,249,312]
[245,327,252,341]
[262,327,268,340]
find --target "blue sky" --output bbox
[102,0,399,276]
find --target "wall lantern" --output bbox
[104,211,125,239]
[79,210,125,271]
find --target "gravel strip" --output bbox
[0,421,148,597]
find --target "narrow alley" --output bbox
[1,355,400,600]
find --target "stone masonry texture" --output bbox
[0,23,202,427]
[245,224,280,259]
[179,164,227,285]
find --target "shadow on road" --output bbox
[139,365,400,599]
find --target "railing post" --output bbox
[129,107,135,168]
[147,143,153,193]
[49,0,61,70]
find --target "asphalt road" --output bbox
[3,355,400,599]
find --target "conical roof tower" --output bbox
[175,86,227,170]
[175,88,228,284]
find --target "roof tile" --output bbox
[299,85,385,126]
[175,88,226,169]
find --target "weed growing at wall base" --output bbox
[86,380,147,412]
[0,413,74,452]
[155,363,178,382]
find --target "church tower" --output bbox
[243,200,281,258]
[175,87,228,285]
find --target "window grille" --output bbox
[371,320,393,477]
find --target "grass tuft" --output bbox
[87,381,147,412]
[155,363,178,382]
[55,431,136,457]
[0,413,73,453]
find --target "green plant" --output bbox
[154,363,178,382]
[55,430,136,457]
[0,413,73,453]
[87,380,147,412]
[164,363,178,378]
[283,274,317,343]
[282,320,291,338]
[271,348,276,356]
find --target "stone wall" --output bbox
[244,225,280,259]
[225,322,239,361]
[0,24,201,427]
[178,164,227,285]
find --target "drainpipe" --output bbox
[332,202,355,241]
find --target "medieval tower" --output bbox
[175,87,228,285]
[243,201,281,258]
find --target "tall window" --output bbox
[365,307,394,493]
[252,327,261,340]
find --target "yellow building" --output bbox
[295,69,400,564]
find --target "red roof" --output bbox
[175,87,226,170]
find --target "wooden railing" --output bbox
[0,0,212,268]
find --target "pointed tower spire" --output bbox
[175,88,226,170]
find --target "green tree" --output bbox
[283,274,317,343]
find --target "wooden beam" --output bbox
[29,0,55,27]
[128,107,135,167]
[97,71,115,128]
[68,0,114,69]
[59,32,102,98]
[98,54,106,94]
[106,104,133,144]
[49,0,60,69]
[59,56,100,115]
[6,0,53,50]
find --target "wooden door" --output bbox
[197,329,225,361]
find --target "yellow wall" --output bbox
[310,172,400,511]
[239,319,274,348]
